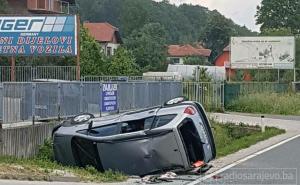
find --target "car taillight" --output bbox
[184,106,196,115]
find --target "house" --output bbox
[167,44,211,65]
[214,45,252,81]
[83,22,122,56]
[6,0,75,14]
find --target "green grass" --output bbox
[0,156,127,182]
[226,93,300,116]
[0,140,127,183]
[210,120,285,157]
[0,121,285,181]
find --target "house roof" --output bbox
[83,22,122,43]
[167,44,211,57]
[223,45,230,52]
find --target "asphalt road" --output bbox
[197,137,300,185]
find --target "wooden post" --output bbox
[10,56,16,82]
[76,15,81,81]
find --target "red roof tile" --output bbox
[83,22,119,43]
[168,44,211,57]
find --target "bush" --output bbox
[227,93,300,115]
[210,119,285,157]
[37,139,54,161]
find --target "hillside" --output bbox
[77,0,257,60]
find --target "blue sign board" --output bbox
[101,83,118,112]
[0,15,77,56]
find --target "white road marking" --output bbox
[188,134,300,185]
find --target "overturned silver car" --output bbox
[53,97,216,176]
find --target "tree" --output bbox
[78,0,254,44]
[256,0,300,34]
[125,23,167,71]
[200,11,237,62]
[106,47,140,76]
[193,67,212,82]
[80,27,107,76]
[183,57,211,66]
[0,0,8,13]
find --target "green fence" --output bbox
[183,82,224,111]
[224,82,291,107]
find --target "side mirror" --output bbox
[87,121,93,135]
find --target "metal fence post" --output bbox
[159,82,162,104]
[99,82,102,117]
[80,82,84,113]
[57,83,61,120]
[132,83,136,109]
[117,82,120,113]
[145,82,149,107]
[32,83,36,125]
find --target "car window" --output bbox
[121,117,154,134]
[153,114,177,128]
[78,124,119,137]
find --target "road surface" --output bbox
[192,136,300,185]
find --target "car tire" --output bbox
[71,113,95,125]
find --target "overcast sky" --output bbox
[157,0,262,32]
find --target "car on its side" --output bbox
[53,97,216,176]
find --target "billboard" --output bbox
[0,15,77,56]
[231,37,295,69]
[101,83,118,112]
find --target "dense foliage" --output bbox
[80,27,107,76]
[124,23,168,71]
[77,0,255,62]
[107,47,140,76]
[256,0,300,34]
[227,93,300,115]
[0,0,8,13]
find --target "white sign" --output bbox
[231,37,295,69]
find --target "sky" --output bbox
[157,0,263,32]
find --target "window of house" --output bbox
[170,58,180,64]
[107,47,112,56]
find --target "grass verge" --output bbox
[0,140,127,183]
[0,120,285,182]
[211,120,285,157]
[226,93,300,116]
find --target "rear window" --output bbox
[153,114,177,128]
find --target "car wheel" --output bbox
[71,113,95,125]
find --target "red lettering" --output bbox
[37,37,44,44]
[17,37,25,44]
[10,46,17,54]
[30,46,37,53]
[18,46,25,54]
[45,45,51,53]
[37,46,44,53]
[67,37,72,44]
[60,37,66,44]
[66,46,72,54]
[52,37,59,44]
[45,37,51,44]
